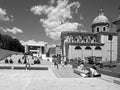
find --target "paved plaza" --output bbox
[0,60,120,90]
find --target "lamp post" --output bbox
[108,34,113,67]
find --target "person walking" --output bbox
[53,55,59,69]
[25,55,31,70]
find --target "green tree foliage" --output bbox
[0,33,24,52]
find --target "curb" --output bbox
[52,69,61,78]
[99,74,120,85]
[113,79,120,85]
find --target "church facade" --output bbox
[61,9,117,62]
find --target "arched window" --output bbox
[97,27,99,32]
[74,37,78,42]
[75,46,81,50]
[95,46,102,50]
[84,38,87,42]
[103,27,106,31]
[85,46,91,50]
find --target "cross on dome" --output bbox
[98,9,104,15]
[92,9,110,25]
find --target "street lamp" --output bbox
[108,34,113,67]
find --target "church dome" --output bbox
[92,9,110,25]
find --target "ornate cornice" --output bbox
[61,31,96,38]
[91,22,110,28]
[68,42,104,46]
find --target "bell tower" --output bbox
[92,9,110,33]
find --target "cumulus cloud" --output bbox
[0,8,10,21]
[0,27,23,34]
[31,0,82,40]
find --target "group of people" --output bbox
[4,54,41,70]
[21,55,41,70]
[77,62,101,78]
[4,56,13,64]
[52,55,69,69]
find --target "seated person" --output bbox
[5,58,9,63]
[10,59,13,64]
[88,67,101,77]
[77,63,90,77]
[18,59,22,64]
[91,64,97,70]
[77,63,86,70]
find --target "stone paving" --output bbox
[0,60,120,90]
[0,69,120,90]
[53,65,81,78]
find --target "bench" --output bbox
[73,68,89,77]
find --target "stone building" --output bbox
[113,6,120,63]
[61,9,117,62]
[55,45,62,57]
[48,45,62,57]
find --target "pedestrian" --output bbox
[25,55,31,70]
[64,61,67,67]
[53,55,59,69]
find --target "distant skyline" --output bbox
[0,0,120,45]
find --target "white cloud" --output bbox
[20,40,47,46]
[0,8,10,21]
[80,30,88,32]
[31,0,82,40]
[1,27,23,34]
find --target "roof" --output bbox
[92,9,110,25]
[113,20,120,25]
[61,31,96,38]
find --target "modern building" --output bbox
[61,9,117,63]
[113,6,120,63]
[21,40,47,58]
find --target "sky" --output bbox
[0,0,120,45]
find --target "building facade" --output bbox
[55,45,62,57]
[61,9,117,62]
[22,41,47,58]
[48,45,62,57]
[113,6,120,63]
